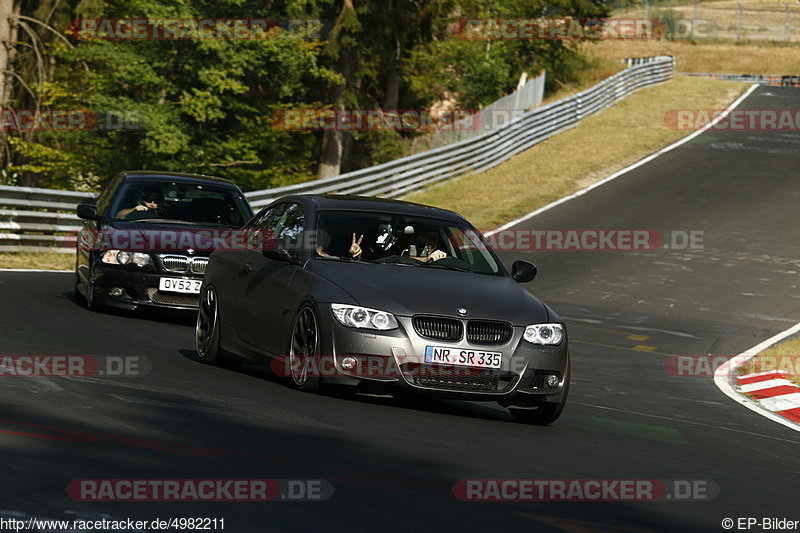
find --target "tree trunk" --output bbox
[383,66,400,110]
[0,0,19,171]
[317,0,357,179]
[317,102,345,179]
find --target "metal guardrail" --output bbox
[246,56,674,208]
[0,56,674,253]
[0,185,96,253]
[681,73,800,86]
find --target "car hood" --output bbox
[306,260,550,325]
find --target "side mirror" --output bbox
[262,238,300,264]
[511,260,537,283]
[77,203,100,221]
[263,247,296,263]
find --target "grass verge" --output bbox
[583,40,800,74]
[404,75,747,230]
[738,337,800,387]
[0,252,74,271]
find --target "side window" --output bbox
[275,203,304,248]
[249,204,287,234]
[95,174,124,217]
[245,203,304,255]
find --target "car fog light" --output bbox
[547,374,559,388]
[132,253,151,267]
[341,356,358,371]
[109,287,124,297]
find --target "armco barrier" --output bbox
[0,56,674,253]
[681,72,800,87]
[0,185,96,253]
[245,56,674,209]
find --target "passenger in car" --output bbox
[316,228,364,259]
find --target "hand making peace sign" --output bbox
[349,233,364,259]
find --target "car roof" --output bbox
[282,194,467,223]
[121,171,239,188]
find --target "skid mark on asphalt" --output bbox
[513,513,658,533]
[572,402,800,445]
[107,394,341,431]
[571,340,674,357]
[566,415,688,444]
[619,326,700,340]
[565,323,670,356]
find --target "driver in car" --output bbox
[403,227,447,262]
[116,187,162,219]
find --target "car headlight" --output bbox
[331,304,398,331]
[101,250,152,267]
[523,323,564,345]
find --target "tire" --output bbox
[81,263,99,311]
[196,286,241,368]
[73,272,83,303]
[509,370,570,426]
[196,285,222,365]
[287,305,321,392]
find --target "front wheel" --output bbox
[196,286,222,365]
[79,263,99,311]
[287,305,321,392]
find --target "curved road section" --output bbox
[0,86,798,532]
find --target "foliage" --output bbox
[7,0,609,191]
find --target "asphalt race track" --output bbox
[1,86,798,532]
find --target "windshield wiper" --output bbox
[131,218,197,225]
[415,262,472,273]
[316,255,377,263]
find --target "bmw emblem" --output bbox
[457,308,469,316]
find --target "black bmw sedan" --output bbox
[74,171,253,312]
[196,194,569,424]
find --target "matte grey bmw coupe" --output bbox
[196,194,569,424]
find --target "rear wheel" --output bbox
[287,305,321,392]
[509,371,570,425]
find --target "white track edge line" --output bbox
[485,83,759,237]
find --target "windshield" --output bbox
[315,210,502,276]
[109,180,251,226]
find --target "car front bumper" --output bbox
[90,263,202,312]
[317,309,569,404]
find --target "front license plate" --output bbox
[158,277,202,294]
[424,346,502,369]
